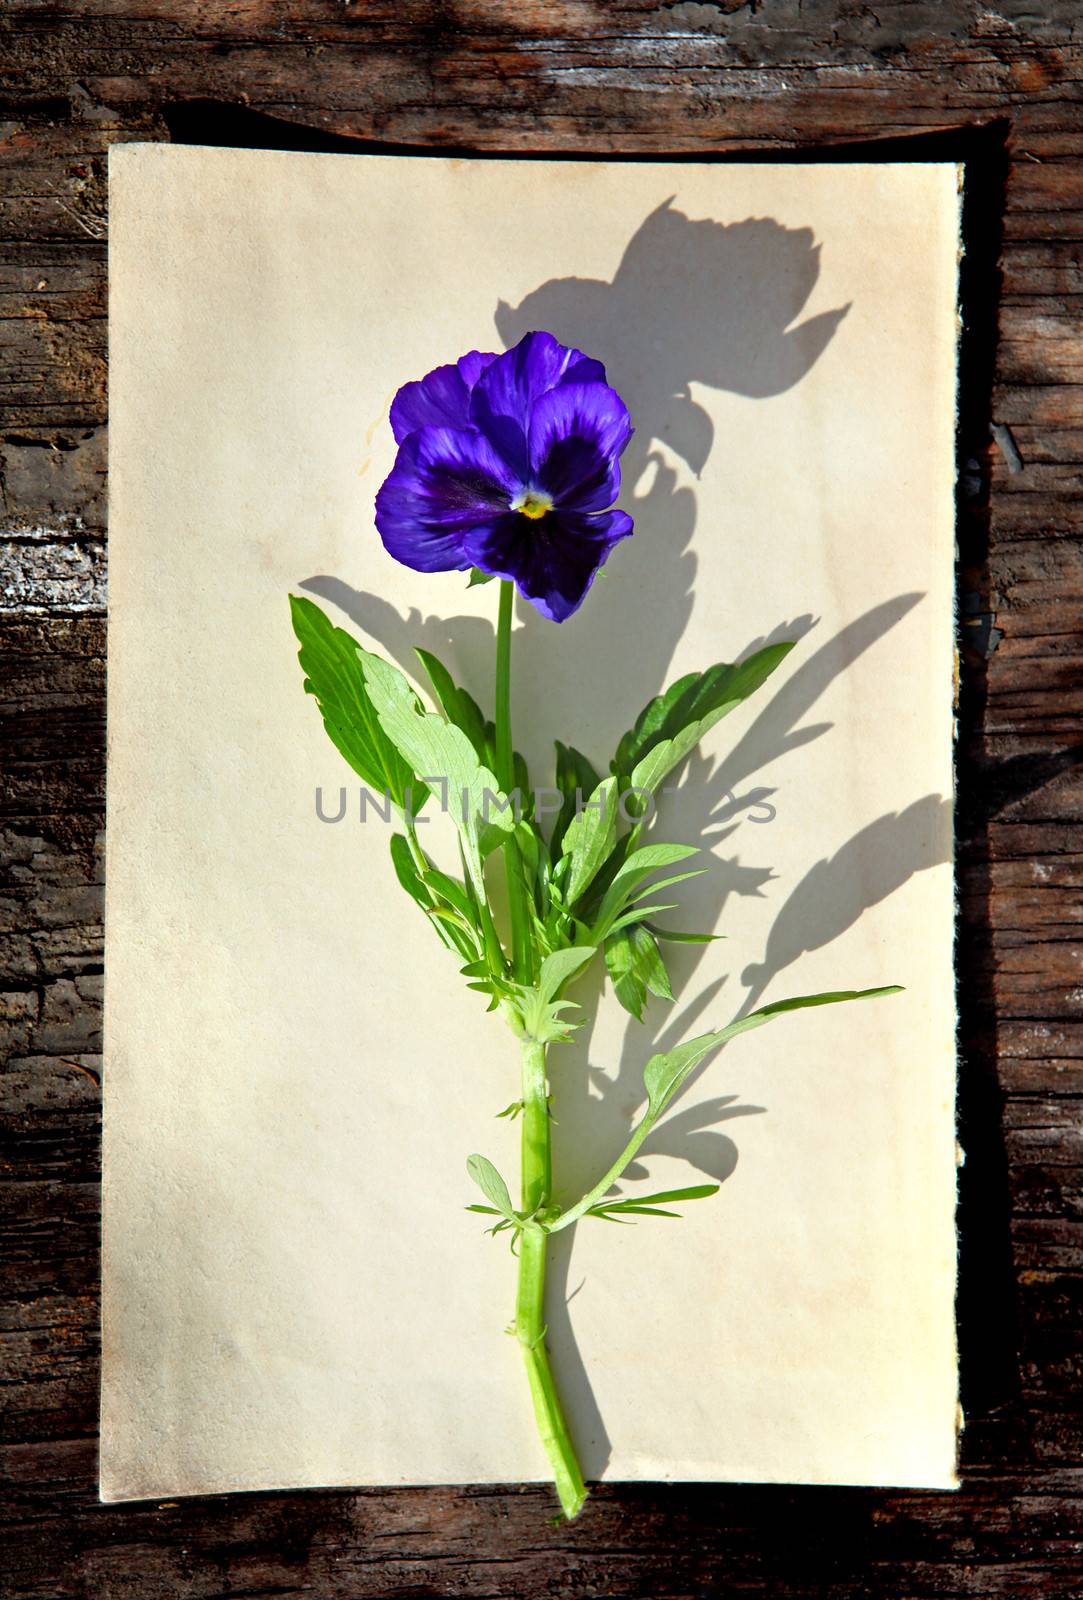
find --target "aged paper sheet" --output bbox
[103,146,959,1499]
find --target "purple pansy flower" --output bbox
[375,331,634,622]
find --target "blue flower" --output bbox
[375,332,634,622]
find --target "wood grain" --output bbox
[2,3,1082,1594]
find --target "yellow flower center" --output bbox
[513,489,553,521]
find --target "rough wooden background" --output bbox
[2,3,1082,1596]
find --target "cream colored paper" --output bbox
[102,146,960,1501]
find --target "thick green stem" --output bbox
[494,580,532,984]
[516,1039,587,1519]
[493,584,584,1515]
[519,1038,551,1211]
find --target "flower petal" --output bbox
[469,333,611,476]
[389,351,498,444]
[375,426,519,572]
[456,350,499,391]
[528,382,633,512]
[463,506,633,622]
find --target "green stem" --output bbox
[516,1038,587,1519]
[493,584,583,1515]
[495,580,532,984]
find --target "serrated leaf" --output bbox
[360,651,516,884]
[415,647,489,763]
[621,644,795,796]
[560,775,618,904]
[290,595,425,810]
[466,1153,515,1218]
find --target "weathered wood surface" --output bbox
[2,2,1082,1595]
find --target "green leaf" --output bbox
[605,923,675,1021]
[629,868,705,903]
[468,567,496,587]
[551,741,602,856]
[649,925,722,945]
[753,986,905,1019]
[643,985,903,1119]
[388,833,434,913]
[466,1153,516,1218]
[560,775,618,904]
[591,1204,683,1219]
[511,944,598,1044]
[592,842,700,938]
[422,868,482,932]
[537,944,597,1006]
[388,833,476,958]
[588,1183,721,1221]
[415,647,489,763]
[551,986,902,1236]
[605,901,679,936]
[514,819,544,896]
[360,651,516,885]
[513,747,533,815]
[612,669,700,780]
[642,1032,735,1118]
[289,595,426,810]
[426,905,478,941]
[597,1184,720,1209]
[618,643,795,795]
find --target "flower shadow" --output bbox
[494,199,851,762]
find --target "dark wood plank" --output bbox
[2,2,1082,1594]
